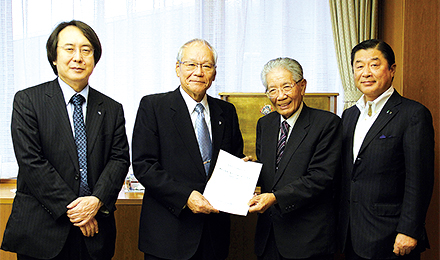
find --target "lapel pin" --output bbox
[219,121,222,125]
[98,111,102,115]
[386,110,392,114]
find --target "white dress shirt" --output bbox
[279,102,304,141]
[58,77,89,136]
[352,86,394,162]
[179,86,212,139]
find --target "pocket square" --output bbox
[379,134,394,139]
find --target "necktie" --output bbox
[276,120,290,168]
[194,103,212,175]
[367,103,373,117]
[71,94,91,196]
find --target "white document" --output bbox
[203,149,262,216]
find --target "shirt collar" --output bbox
[179,86,209,114]
[280,102,304,127]
[356,86,394,116]
[58,77,89,106]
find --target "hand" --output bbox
[79,217,99,237]
[242,155,255,162]
[248,193,276,213]
[67,196,103,227]
[393,233,417,256]
[186,190,219,214]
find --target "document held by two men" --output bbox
[203,150,262,216]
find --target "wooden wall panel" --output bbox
[379,0,440,259]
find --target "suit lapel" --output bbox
[170,89,206,177]
[85,88,104,156]
[208,96,224,177]
[357,92,401,156]
[272,106,310,188]
[264,113,280,177]
[343,107,360,167]
[45,79,78,171]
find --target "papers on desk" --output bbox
[203,150,262,216]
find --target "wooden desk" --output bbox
[1,181,257,260]
[0,180,15,260]
[0,180,144,260]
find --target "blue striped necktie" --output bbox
[194,103,212,175]
[276,120,289,169]
[71,94,91,196]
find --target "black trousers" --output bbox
[258,226,334,260]
[17,227,92,260]
[144,223,224,260]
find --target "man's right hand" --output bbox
[186,190,219,214]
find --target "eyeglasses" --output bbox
[179,61,216,72]
[265,79,303,98]
[57,45,94,58]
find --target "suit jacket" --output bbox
[254,104,341,259]
[132,88,244,260]
[337,91,434,259]
[1,79,130,259]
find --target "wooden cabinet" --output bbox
[219,92,338,158]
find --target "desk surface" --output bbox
[0,179,143,205]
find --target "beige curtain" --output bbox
[329,0,378,109]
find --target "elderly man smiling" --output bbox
[248,57,342,260]
[132,39,244,260]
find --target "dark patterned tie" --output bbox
[194,103,212,175]
[276,120,290,169]
[71,94,91,196]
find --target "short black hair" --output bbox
[351,39,395,69]
[46,20,102,75]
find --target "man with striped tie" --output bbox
[248,57,342,260]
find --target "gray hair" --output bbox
[261,57,303,89]
[176,38,218,65]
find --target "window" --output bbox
[0,0,342,178]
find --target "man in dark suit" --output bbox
[248,57,341,260]
[337,39,434,260]
[132,39,244,260]
[1,20,130,260]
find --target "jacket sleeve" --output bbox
[396,105,434,240]
[11,90,78,220]
[132,96,194,217]
[90,102,130,212]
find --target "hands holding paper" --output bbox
[248,193,277,213]
[202,150,262,216]
[187,190,219,214]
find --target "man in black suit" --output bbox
[1,21,130,260]
[132,38,244,260]
[337,39,434,260]
[248,57,341,260]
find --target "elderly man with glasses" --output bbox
[248,57,342,260]
[132,39,244,260]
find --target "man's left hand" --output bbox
[67,196,103,226]
[393,233,417,256]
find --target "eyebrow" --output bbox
[355,57,380,64]
[60,43,93,47]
